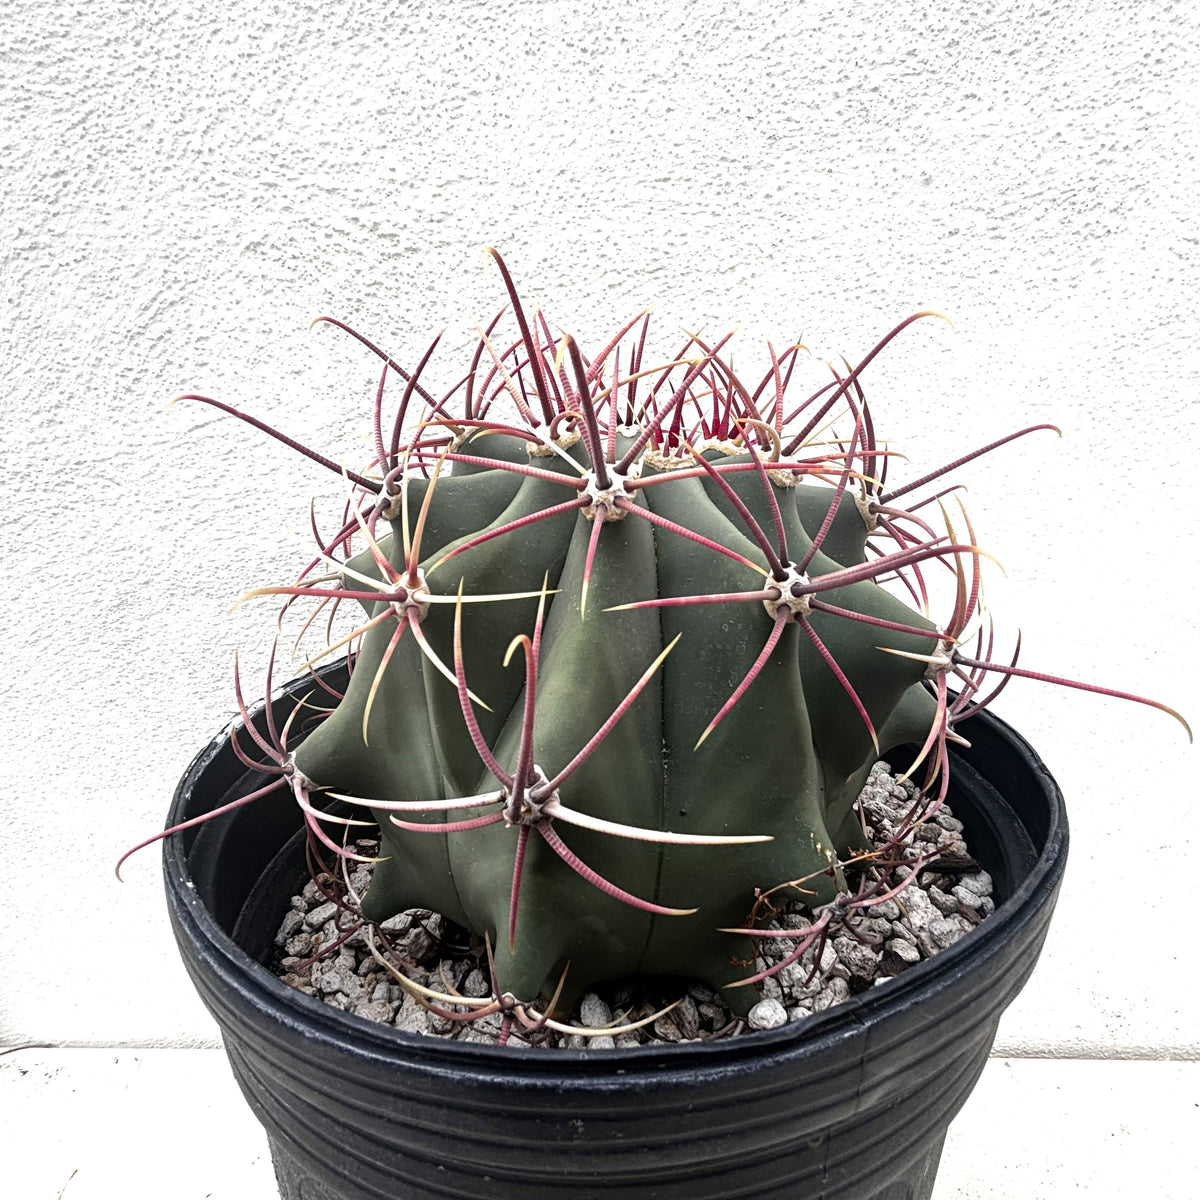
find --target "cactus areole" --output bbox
[157,252,1187,1019]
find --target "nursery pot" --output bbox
[165,669,1067,1200]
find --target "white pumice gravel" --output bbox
[273,762,993,1048]
[747,998,788,1031]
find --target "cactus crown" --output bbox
[130,252,1189,1027]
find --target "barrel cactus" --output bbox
[130,251,1188,1023]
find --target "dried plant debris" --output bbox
[272,762,995,1049]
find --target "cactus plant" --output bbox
[126,251,1189,1029]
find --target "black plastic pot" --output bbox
[165,670,1067,1200]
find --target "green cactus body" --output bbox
[291,423,937,1013]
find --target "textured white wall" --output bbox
[2,0,1196,1057]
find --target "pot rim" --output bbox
[165,672,1067,1081]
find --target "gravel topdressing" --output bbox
[273,761,995,1048]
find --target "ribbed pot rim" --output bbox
[164,673,1067,1084]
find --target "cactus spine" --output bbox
[135,252,1188,1020]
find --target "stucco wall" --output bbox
[2,0,1197,1057]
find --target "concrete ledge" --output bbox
[3,1049,273,1200]
[933,1057,1198,1199]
